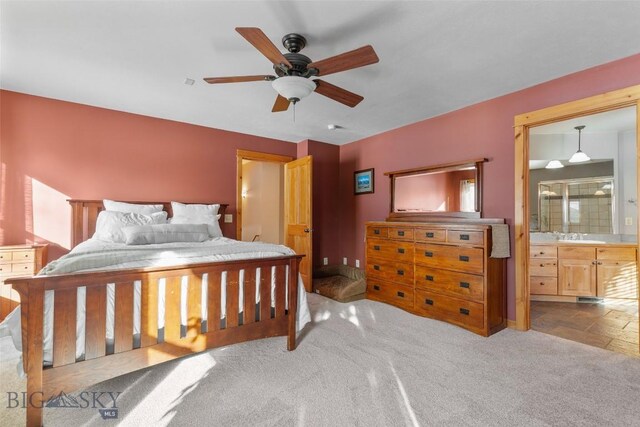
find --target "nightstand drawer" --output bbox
[11,263,34,274]
[12,250,34,262]
[0,252,12,262]
[0,264,11,274]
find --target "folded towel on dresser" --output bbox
[491,224,510,258]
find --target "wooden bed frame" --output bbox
[9,200,303,426]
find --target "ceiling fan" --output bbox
[203,27,379,112]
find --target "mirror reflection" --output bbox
[394,166,476,213]
[529,106,637,242]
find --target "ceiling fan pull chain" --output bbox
[293,101,296,122]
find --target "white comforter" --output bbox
[0,237,311,370]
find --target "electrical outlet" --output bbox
[343,257,347,265]
[355,259,360,268]
[224,214,233,223]
[625,217,633,226]
[323,257,328,265]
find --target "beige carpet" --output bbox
[2,293,640,426]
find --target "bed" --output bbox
[4,200,308,426]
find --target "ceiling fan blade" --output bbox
[308,45,379,76]
[236,27,292,69]
[272,94,291,112]
[203,75,275,84]
[314,80,364,107]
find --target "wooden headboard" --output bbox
[68,200,229,248]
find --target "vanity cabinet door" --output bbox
[558,259,596,296]
[597,260,638,299]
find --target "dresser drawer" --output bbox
[387,227,414,241]
[415,266,484,302]
[367,259,413,285]
[0,264,11,274]
[447,230,483,245]
[366,226,388,239]
[415,243,484,274]
[596,247,636,261]
[530,276,558,295]
[530,245,557,259]
[414,289,484,331]
[367,238,414,263]
[529,259,557,277]
[11,263,34,274]
[0,252,12,262]
[367,280,414,311]
[414,228,446,243]
[12,250,35,262]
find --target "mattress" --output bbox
[0,237,311,370]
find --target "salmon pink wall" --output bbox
[338,53,640,320]
[298,139,340,268]
[0,90,296,260]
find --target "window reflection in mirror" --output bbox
[529,105,636,242]
[394,167,476,213]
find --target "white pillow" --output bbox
[170,202,222,237]
[171,201,220,217]
[171,214,223,238]
[93,211,168,243]
[103,199,164,215]
[123,224,209,245]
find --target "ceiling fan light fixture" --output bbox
[272,76,316,103]
[568,125,590,163]
[545,160,564,169]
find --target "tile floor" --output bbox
[531,299,639,357]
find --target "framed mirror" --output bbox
[386,158,486,221]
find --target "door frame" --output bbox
[513,84,640,332]
[236,149,294,241]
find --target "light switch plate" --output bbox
[625,217,633,226]
[224,214,233,223]
[343,257,347,265]
[355,259,360,268]
[323,257,328,265]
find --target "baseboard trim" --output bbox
[507,319,517,329]
[531,295,578,303]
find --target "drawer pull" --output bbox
[397,291,405,298]
[373,245,380,251]
[459,282,470,289]
[459,234,469,241]
[426,232,434,238]
[424,251,433,257]
[397,231,405,237]
[397,270,404,276]
[374,265,380,271]
[459,255,470,262]
[374,229,380,235]
[398,248,405,254]
[425,275,434,281]
[460,308,470,316]
[373,285,380,291]
[425,299,434,305]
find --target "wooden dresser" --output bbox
[366,221,506,336]
[0,244,47,320]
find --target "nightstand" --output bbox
[0,244,47,320]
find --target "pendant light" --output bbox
[545,160,564,169]
[568,125,590,163]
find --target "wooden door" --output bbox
[597,260,638,299]
[284,156,312,291]
[558,259,596,296]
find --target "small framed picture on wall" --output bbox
[354,168,374,195]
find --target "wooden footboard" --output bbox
[10,255,302,427]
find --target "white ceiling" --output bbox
[2,1,640,145]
